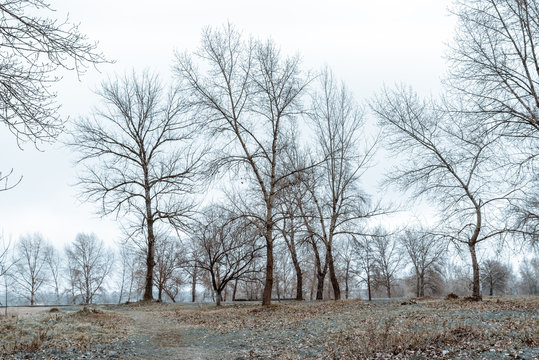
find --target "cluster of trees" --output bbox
[0,230,537,307]
[1,0,538,305]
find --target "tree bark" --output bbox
[286,236,303,301]
[295,268,303,301]
[367,274,372,301]
[143,221,155,301]
[469,243,482,300]
[216,289,222,306]
[191,265,197,303]
[262,240,273,305]
[316,270,326,300]
[415,271,421,298]
[143,167,156,301]
[327,248,341,300]
[262,206,274,305]
[232,278,238,301]
[345,266,349,299]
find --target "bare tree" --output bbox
[371,230,402,299]
[0,0,105,190]
[72,71,204,301]
[275,174,306,301]
[153,235,185,302]
[304,68,379,300]
[336,237,354,299]
[44,244,62,305]
[0,234,14,313]
[400,228,446,298]
[116,242,138,303]
[193,206,264,306]
[65,233,113,304]
[351,235,376,301]
[182,249,200,303]
[518,257,538,295]
[480,259,511,296]
[372,86,514,300]
[175,24,309,305]
[296,186,330,300]
[447,0,539,246]
[0,234,11,279]
[14,233,48,305]
[448,0,539,141]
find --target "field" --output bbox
[0,297,537,359]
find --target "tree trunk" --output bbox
[118,273,125,304]
[143,172,155,301]
[216,289,222,306]
[289,249,303,301]
[232,279,238,301]
[416,272,420,298]
[295,268,303,300]
[489,278,493,296]
[419,271,425,297]
[327,249,341,300]
[158,284,163,302]
[316,270,325,300]
[191,265,197,302]
[345,267,349,300]
[469,243,482,300]
[312,241,327,300]
[4,277,8,316]
[143,219,156,301]
[367,274,372,301]
[262,224,274,306]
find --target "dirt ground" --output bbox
[0,297,537,359]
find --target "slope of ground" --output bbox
[0,297,537,359]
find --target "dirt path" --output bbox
[120,308,221,360]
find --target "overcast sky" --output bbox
[0,0,455,249]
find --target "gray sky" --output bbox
[0,0,454,248]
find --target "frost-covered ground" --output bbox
[0,297,537,359]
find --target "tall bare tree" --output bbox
[44,244,62,305]
[304,68,379,300]
[0,0,105,191]
[65,233,113,304]
[14,233,48,305]
[175,24,309,305]
[372,86,514,300]
[447,0,539,245]
[72,71,204,301]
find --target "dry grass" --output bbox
[0,307,128,356]
[0,297,537,359]
[173,297,538,359]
